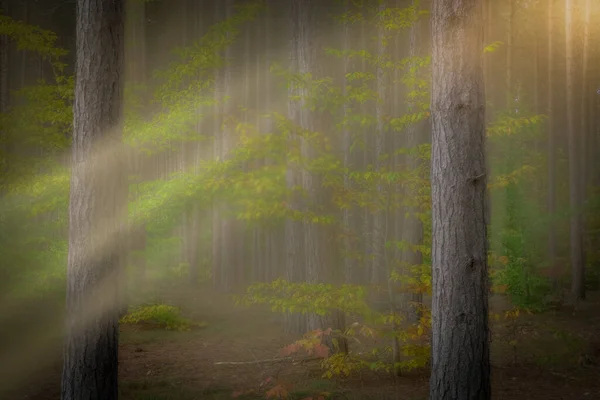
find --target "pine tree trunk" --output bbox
[212,0,237,292]
[565,0,585,302]
[547,0,557,288]
[371,2,387,290]
[402,0,429,324]
[61,1,125,399]
[0,0,7,114]
[284,0,307,335]
[125,0,147,301]
[341,0,357,286]
[0,0,10,190]
[429,0,491,398]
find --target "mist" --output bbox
[0,0,599,399]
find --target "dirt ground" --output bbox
[3,287,600,400]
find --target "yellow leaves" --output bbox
[491,284,508,294]
[488,165,537,189]
[486,114,546,137]
[483,41,504,54]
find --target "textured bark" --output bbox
[565,0,585,301]
[429,0,491,399]
[61,1,125,399]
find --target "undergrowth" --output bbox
[120,304,205,331]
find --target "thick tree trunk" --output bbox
[429,0,491,398]
[61,1,125,399]
[565,0,585,301]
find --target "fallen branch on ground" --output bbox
[214,356,322,365]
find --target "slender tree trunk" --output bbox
[284,0,307,335]
[565,0,585,301]
[547,0,557,287]
[187,0,204,287]
[212,0,237,292]
[579,0,591,273]
[0,0,10,192]
[125,0,147,300]
[341,0,357,286]
[402,0,429,324]
[429,0,491,398]
[505,0,513,108]
[371,2,387,289]
[0,0,7,114]
[61,1,125,399]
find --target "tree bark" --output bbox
[61,1,125,399]
[429,0,491,398]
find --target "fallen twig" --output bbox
[214,357,292,365]
[214,356,323,366]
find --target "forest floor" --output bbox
[3,287,600,400]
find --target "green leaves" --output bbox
[0,14,68,72]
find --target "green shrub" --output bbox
[120,304,205,331]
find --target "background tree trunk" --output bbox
[565,0,585,302]
[284,0,308,335]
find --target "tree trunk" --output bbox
[429,0,491,398]
[125,0,147,301]
[547,0,557,288]
[505,0,513,108]
[341,0,357,287]
[284,0,307,335]
[371,2,387,289]
[579,0,591,278]
[212,0,237,292]
[565,0,585,302]
[61,1,125,399]
[0,0,7,113]
[0,0,10,191]
[402,0,429,324]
